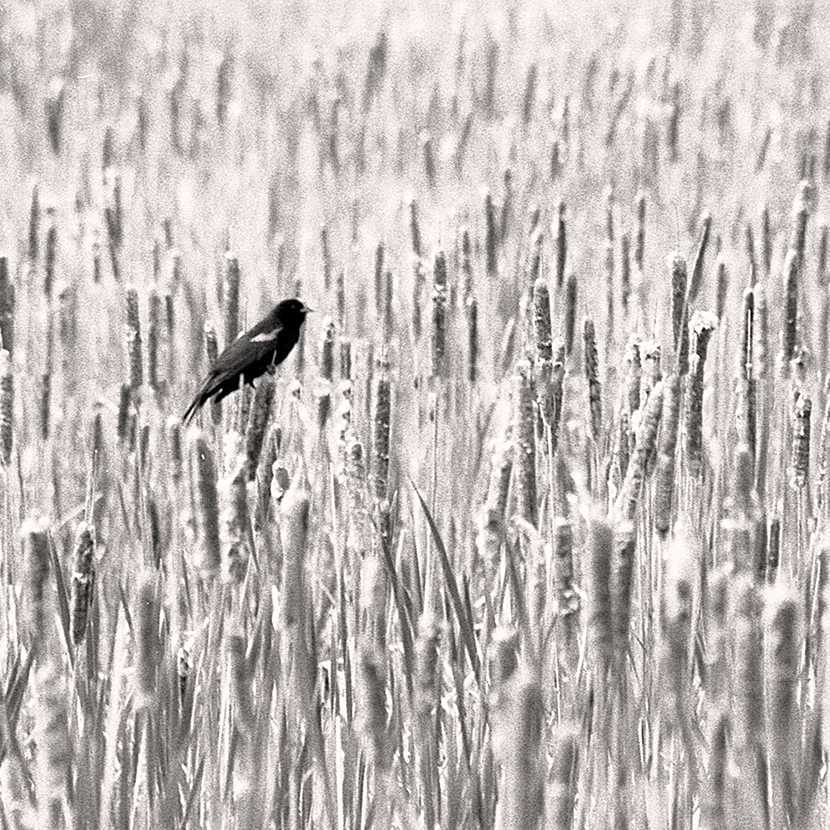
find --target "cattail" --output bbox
[34,664,71,827]
[125,285,143,398]
[617,381,664,522]
[534,278,553,421]
[585,515,613,670]
[584,318,602,441]
[357,645,388,768]
[732,576,763,749]
[220,436,249,583]
[781,249,799,373]
[227,631,254,734]
[21,517,51,657]
[485,191,498,278]
[421,132,436,188]
[319,317,335,382]
[685,311,717,478]
[69,522,95,647]
[224,251,240,348]
[280,485,310,629]
[205,322,221,425]
[549,340,566,457]
[493,666,544,830]
[688,212,712,305]
[44,218,57,299]
[147,284,162,394]
[431,251,448,378]
[745,223,757,282]
[374,241,385,319]
[409,200,423,259]
[467,296,478,383]
[246,374,274,480]
[661,525,696,704]
[135,572,160,708]
[192,434,221,575]
[765,583,800,762]
[460,226,473,300]
[548,723,578,830]
[611,519,635,659]
[752,280,769,380]
[668,252,688,373]
[790,180,812,266]
[372,367,391,506]
[564,273,577,356]
[620,232,631,314]
[0,256,14,356]
[514,361,537,526]
[715,254,728,322]
[0,349,12,466]
[28,183,39,263]
[339,336,352,381]
[45,77,65,155]
[791,394,812,489]
[653,374,681,537]
[555,202,567,289]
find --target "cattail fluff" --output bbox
[669,252,689,374]
[135,572,160,708]
[564,274,577,356]
[781,249,799,374]
[125,285,142,398]
[791,394,812,489]
[617,381,664,523]
[414,614,442,720]
[0,349,12,465]
[280,485,310,629]
[556,201,567,289]
[640,341,662,402]
[0,256,14,355]
[69,522,95,647]
[685,311,717,478]
[654,374,681,537]
[585,515,613,671]
[21,517,51,658]
[514,361,537,526]
[192,434,221,575]
[431,250,448,378]
[584,318,602,441]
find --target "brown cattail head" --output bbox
[668,252,689,374]
[781,249,799,374]
[732,575,763,749]
[414,614,442,720]
[556,201,567,289]
[125,285,143,398]
[764,582,800,754]
[715,254,728,322]
[685,311,717,479]
[135,571,160,709]
[192,433,221,576]
[791,393,812,490]
[661,523,696,704]
[224,251,240,348]
[585,514,614,671]
[485,191,498,278]
[227,630,255,734]
[21,517,52,658]
[467,295,478,383]
[69,522,96,647]
[564,273,577,356]
[431,250,448,378]
[219,433,250,584]
[0,349,13,466]
[514,360,537,526]
[280,484,310,629]
[372,365,391,503]
[583,318,602,441]
[356,645,389,769]
[0,256,15,356]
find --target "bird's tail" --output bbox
[182,395,202,427]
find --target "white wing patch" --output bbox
[251,328,280,342]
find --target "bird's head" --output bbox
[274,298,313,326]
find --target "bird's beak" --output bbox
[304,305,315,313]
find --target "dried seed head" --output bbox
[585,514,613,670]
[764,582,800,752]
[135,572,160,708]
[34,664,71,810]
[584,318,602,441]
[790,393,812,489]
[224,251,240,348]
[490,626,520,689]
[564,273,577,356]
[467,295,478,383]
[431,250,448,378]
[732,575,763,748]
[357,645,388,768]
[556,201,567,289]
[0,349,13,465]
[21,516,51,658]
[372,370,391,501]
[219,436,249,584]
[514,361,537,526]
[781,249,799,373]
[246,374,274,480]
[668,252,689,374]
[227,631,254,733]
[414,614,442,719]
[280,485,310,628]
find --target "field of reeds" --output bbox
[3,0,830,827]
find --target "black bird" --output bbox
[182,298,311,425]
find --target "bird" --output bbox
[182,298,311,425]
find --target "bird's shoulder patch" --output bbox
[251,328,280,342]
